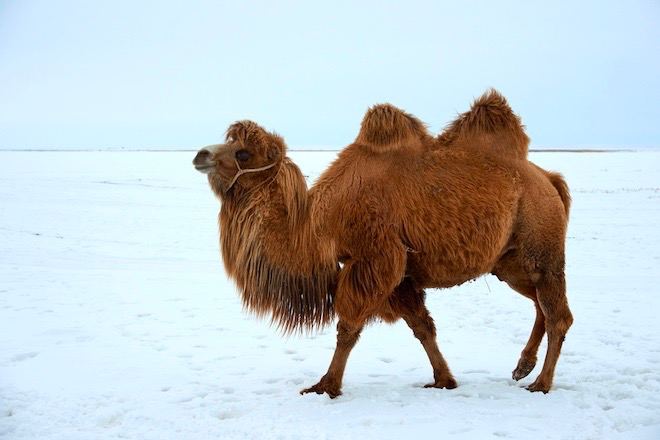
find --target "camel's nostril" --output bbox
[193,149,213,167]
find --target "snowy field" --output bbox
[1,150,659,440]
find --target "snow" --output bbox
[1,150,659,440]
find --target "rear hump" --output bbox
[439,89,529,159]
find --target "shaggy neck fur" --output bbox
[218,159,337,333]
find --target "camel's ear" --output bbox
[266,132,286,162]
[355,104,427,153]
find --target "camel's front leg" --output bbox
[402,311,457,389]
[302,247,405,398]
[300,320,363,398]
[392,278,457,389]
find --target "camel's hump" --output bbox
[439,89,529,159]
[355,103,428,153]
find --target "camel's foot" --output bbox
[526,377,551,393]
[512,357,537,381]
[300,375,342,399]
[423,376,458,390]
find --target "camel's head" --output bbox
[193,120,286,196]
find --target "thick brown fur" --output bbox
[438,89,530,160]
[194,89,573,396]
[355,103,431,153]
[543,168,572,218]
[208,121,337,333]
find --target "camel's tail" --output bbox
[355,103,429,153]
[439,89,529,159]
[545,170,572,219]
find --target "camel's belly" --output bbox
[405,250,496,288]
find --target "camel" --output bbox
[193,90,573,397]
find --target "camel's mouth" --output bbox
[194,163,216,174]
[193,147,220,174]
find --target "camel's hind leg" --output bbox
[527,272,573,393]
[494,253,546,381]
[300,320,363,398]
[494,247,574,391]
[513,299,545,381]
[389,278,457,389]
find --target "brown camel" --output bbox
[193,89,573,397]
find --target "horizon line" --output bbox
[0,147,654,153]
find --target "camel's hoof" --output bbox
[526,379,550,394]
[512,358,537,381]
[424,377,458,390]
[300,379,342,399]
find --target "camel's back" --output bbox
[313,145,524,285]
[400,149,524,285]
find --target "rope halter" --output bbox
[225,158,278,193]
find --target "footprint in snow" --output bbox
[218,409,242,420]
[11,352,38,362]
[463,369,489,374]
[177,392,208,403]
[253,388,278,395]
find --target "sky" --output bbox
[1,0,658,149]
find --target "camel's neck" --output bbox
[218,159,337,333]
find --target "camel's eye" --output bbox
[235,149,251,162]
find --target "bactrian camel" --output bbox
[193,90,573,397]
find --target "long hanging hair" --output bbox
[218,122,338,333]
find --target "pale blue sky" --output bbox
[1,0,658,149]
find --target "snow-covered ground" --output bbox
[1,150,659,440]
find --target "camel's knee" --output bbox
[405,313,437,342]
[562,307,574,331]
[336,321,362,347]
[536,271,572,333]
[412,318,436,341]
[546,308,573,337]
[541,297,573,337]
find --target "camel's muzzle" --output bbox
[193,146,220,174]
